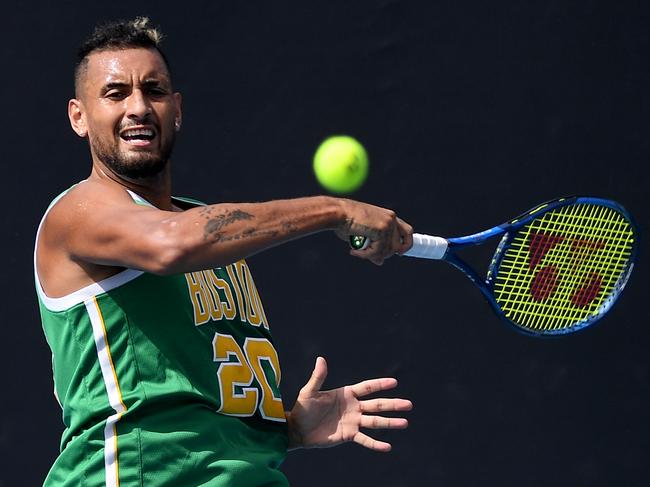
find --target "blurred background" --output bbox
[1,1,648,485]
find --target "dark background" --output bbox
[2,1,648,485]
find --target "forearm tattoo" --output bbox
[200,206,295,244]
[201,207,253,241]
[199,206,307,244]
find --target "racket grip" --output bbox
[349,233,448,260]
[403,233,448,260]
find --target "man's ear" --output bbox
[68,98,87,137]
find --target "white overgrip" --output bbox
[403,233,448,260]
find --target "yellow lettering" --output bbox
[226,264,247,322]
[200,270,223,321]
[244,338,285,421]
[235,262,261,326]
[206,269,237,320]
[241,262,265,327]
[184,272,211,325]
[251,277,269,329]
[186,266,269,329]
[213,334,258,416]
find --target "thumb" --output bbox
[301,356,328,394]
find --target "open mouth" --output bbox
[120,127,156,146]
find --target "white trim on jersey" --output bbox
[35,267,144,312]
[33,184,145,312]
[85,297,127,487]
[125,189,151,206]
[103,413,123,487]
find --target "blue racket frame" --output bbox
[440,196,639,336]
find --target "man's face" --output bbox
[73,48,181,179]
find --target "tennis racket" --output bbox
[350,197,639,336]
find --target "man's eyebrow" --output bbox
[99,78,170,94]
[100,81,130,94]
[141,78,168,87]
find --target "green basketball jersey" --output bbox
[35,188,289,486]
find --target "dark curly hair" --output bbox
[74,17,171,94]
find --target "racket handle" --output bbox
[349,233,448,260]
[403,233,448,259]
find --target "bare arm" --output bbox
[41,181,413,275]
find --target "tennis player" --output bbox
[34,17,413,486]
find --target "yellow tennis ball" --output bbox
[313,135,369,194]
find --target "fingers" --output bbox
[364,215,401,265]
[300,356,328,394]
[353,432,393,452]
[349,377,399,397]
[342,203,413,264]
[360,415,409,430]
[360,398,414,414]
[395,217,414,255]
[347,378,412,452]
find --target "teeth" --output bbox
[122,128,154,138]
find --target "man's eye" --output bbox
[106,91,127,100]
[148,88,167,96]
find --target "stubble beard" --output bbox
[90,130,175,179]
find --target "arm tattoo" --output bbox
[200,206,300,244]
[202,208,254,241]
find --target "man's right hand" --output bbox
[335,199,413,266]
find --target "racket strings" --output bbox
[533,205,625,329]
[514,205,630,330]
[511,205,624,328]
[504,204,630,330]
[493,203,635,332]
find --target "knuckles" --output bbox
[376,211,397,233]
[342,201,413,264]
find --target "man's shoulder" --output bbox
[50,180,132,211]
[42,180,138,232]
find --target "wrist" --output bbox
[285,411,303,451]
[314,195,347,230]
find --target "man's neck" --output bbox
[90,162,174,210]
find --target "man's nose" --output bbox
[125,90,152,120]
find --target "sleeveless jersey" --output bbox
[35,188,289,487]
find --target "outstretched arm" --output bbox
[286,357,413,452]
[42,181,413,276]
